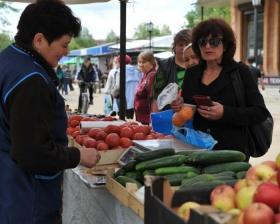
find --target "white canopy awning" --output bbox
[3,0,110,4]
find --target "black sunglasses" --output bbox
[198,38,224,47]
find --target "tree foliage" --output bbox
[106,29,119,43]
[0,2,19,28]
[133,23,171,40]
[183,6,230,29]
[72,27,96,49]
[0,31,13,51]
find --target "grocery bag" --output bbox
[171,126,218,150]
[151,109,194,136]
[103,94,112,115]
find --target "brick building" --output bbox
[196,0,280,81]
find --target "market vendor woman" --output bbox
[0,0,100,223]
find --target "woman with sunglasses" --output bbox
[171,18,269,161]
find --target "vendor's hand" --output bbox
[197,101,224,120]
[79,148,101,167]
[170,96,184,112]
[73,79,78,84]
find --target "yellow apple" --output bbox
[235,186,257,210]
[211,195,236,212]
[228,208,242,215]
[234,179,247,192]
[267,172,278,185]
[177,201,201,221]
[237,211,244,224]
[276,153,280,168]
[246,164,275,186]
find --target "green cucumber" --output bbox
[163,173,188,186]
[211,171,236,178]
[143,170,156,176]
[202,162,252,174]
[134,148,175,162]
[178,174,214,190]
[192,150,246,166]
[214,176,235,181]
[114,168,127,178]
[236,171,247,179]
[125,171,144,183]
[186,150,206,164]
[224,179,239,186]
[175,150,206,157]
[122,160,138,171]
[154,166,200,176]
[187,172,198,179]
[183,180,226,190]
[135,155,186,171]
[116,176,143,189]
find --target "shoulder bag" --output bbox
[231,69,274,157]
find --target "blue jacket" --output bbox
[0,44,68,223]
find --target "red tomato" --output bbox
[134,126,148,135]
[72,131,81,139]
[155,133,165,139]
[81,117,91,121]
[133,132,146,140]
[130,121,139,126]
[84,138,97,148]
[76,135,87,145]
[81,136,91,146]
[105,133,121,148]
[102,116,114,121]
[119,137,133,148]
[88,128,102,138]
[104,125,119,134]
[67,127,75,135]
[96,140,104,145]
[69,115,84,122]
[95,131,108,141]
[119,127,134,139]
[96,142,109,151]
[69,119,80,128]
[89,117,99,121]
[145,135,155,140]
[74,126,80,132]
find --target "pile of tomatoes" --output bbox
[66,115,173,151]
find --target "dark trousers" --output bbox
[69,78,74,90]
[78,84,94,109]
[126,108,134,119]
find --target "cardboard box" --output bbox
[145,177,238,224]
[73,140,126,165]
[106,168,144,220]
[68,135,74,147]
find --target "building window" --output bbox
[246,12,264,65]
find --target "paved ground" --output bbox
[63,83,280,166]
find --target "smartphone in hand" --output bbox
[193,95,214,106]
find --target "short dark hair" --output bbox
[246,56,255,63]
[171,29,192,54]
[191,18,236,67]
[15,0,81,45]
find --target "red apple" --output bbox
[261,160,277,171]
[246,164,275,186]
[253,182,280,212]
[275,213,280,223]
[210,185,236,202]
[243,203,274,224]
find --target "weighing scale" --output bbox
[118,138,203,165]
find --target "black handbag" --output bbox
[231,68,274,157]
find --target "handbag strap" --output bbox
[231,68,246,107]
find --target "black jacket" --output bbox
[181,61,269,157]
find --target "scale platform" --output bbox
[118,138,203,165]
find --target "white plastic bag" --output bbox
[157,83,178,110]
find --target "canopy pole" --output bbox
[119,0,127,121]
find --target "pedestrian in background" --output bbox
[0,0,100,222]
[183,43,199,69]
[151,29,192,112]
[246,56,265,90]
[56,64,65,94]
[134,51,157,125]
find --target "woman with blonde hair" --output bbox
[134,51,157,125]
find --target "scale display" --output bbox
[118,146,142,165]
